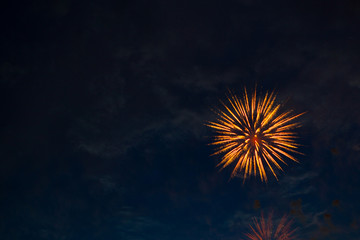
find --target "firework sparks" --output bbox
[207,89,303,182]
[245,212,296,240]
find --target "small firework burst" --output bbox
[207,88,304,182]
[245,212,296,240]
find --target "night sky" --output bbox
[1,0,360,239]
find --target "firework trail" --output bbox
[245,212,296,240]
[207,88,304,182]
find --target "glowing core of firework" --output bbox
[207,89,303,182]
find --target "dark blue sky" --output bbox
[0,0,360,239]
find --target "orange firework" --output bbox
[245,212,296,240]
[207,89,303,182]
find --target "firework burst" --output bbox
[244,212,296,240]
[207,88,304,182]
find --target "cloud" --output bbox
[279,171,318,197]
[69,64,243,159]
[116,206,170,240]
